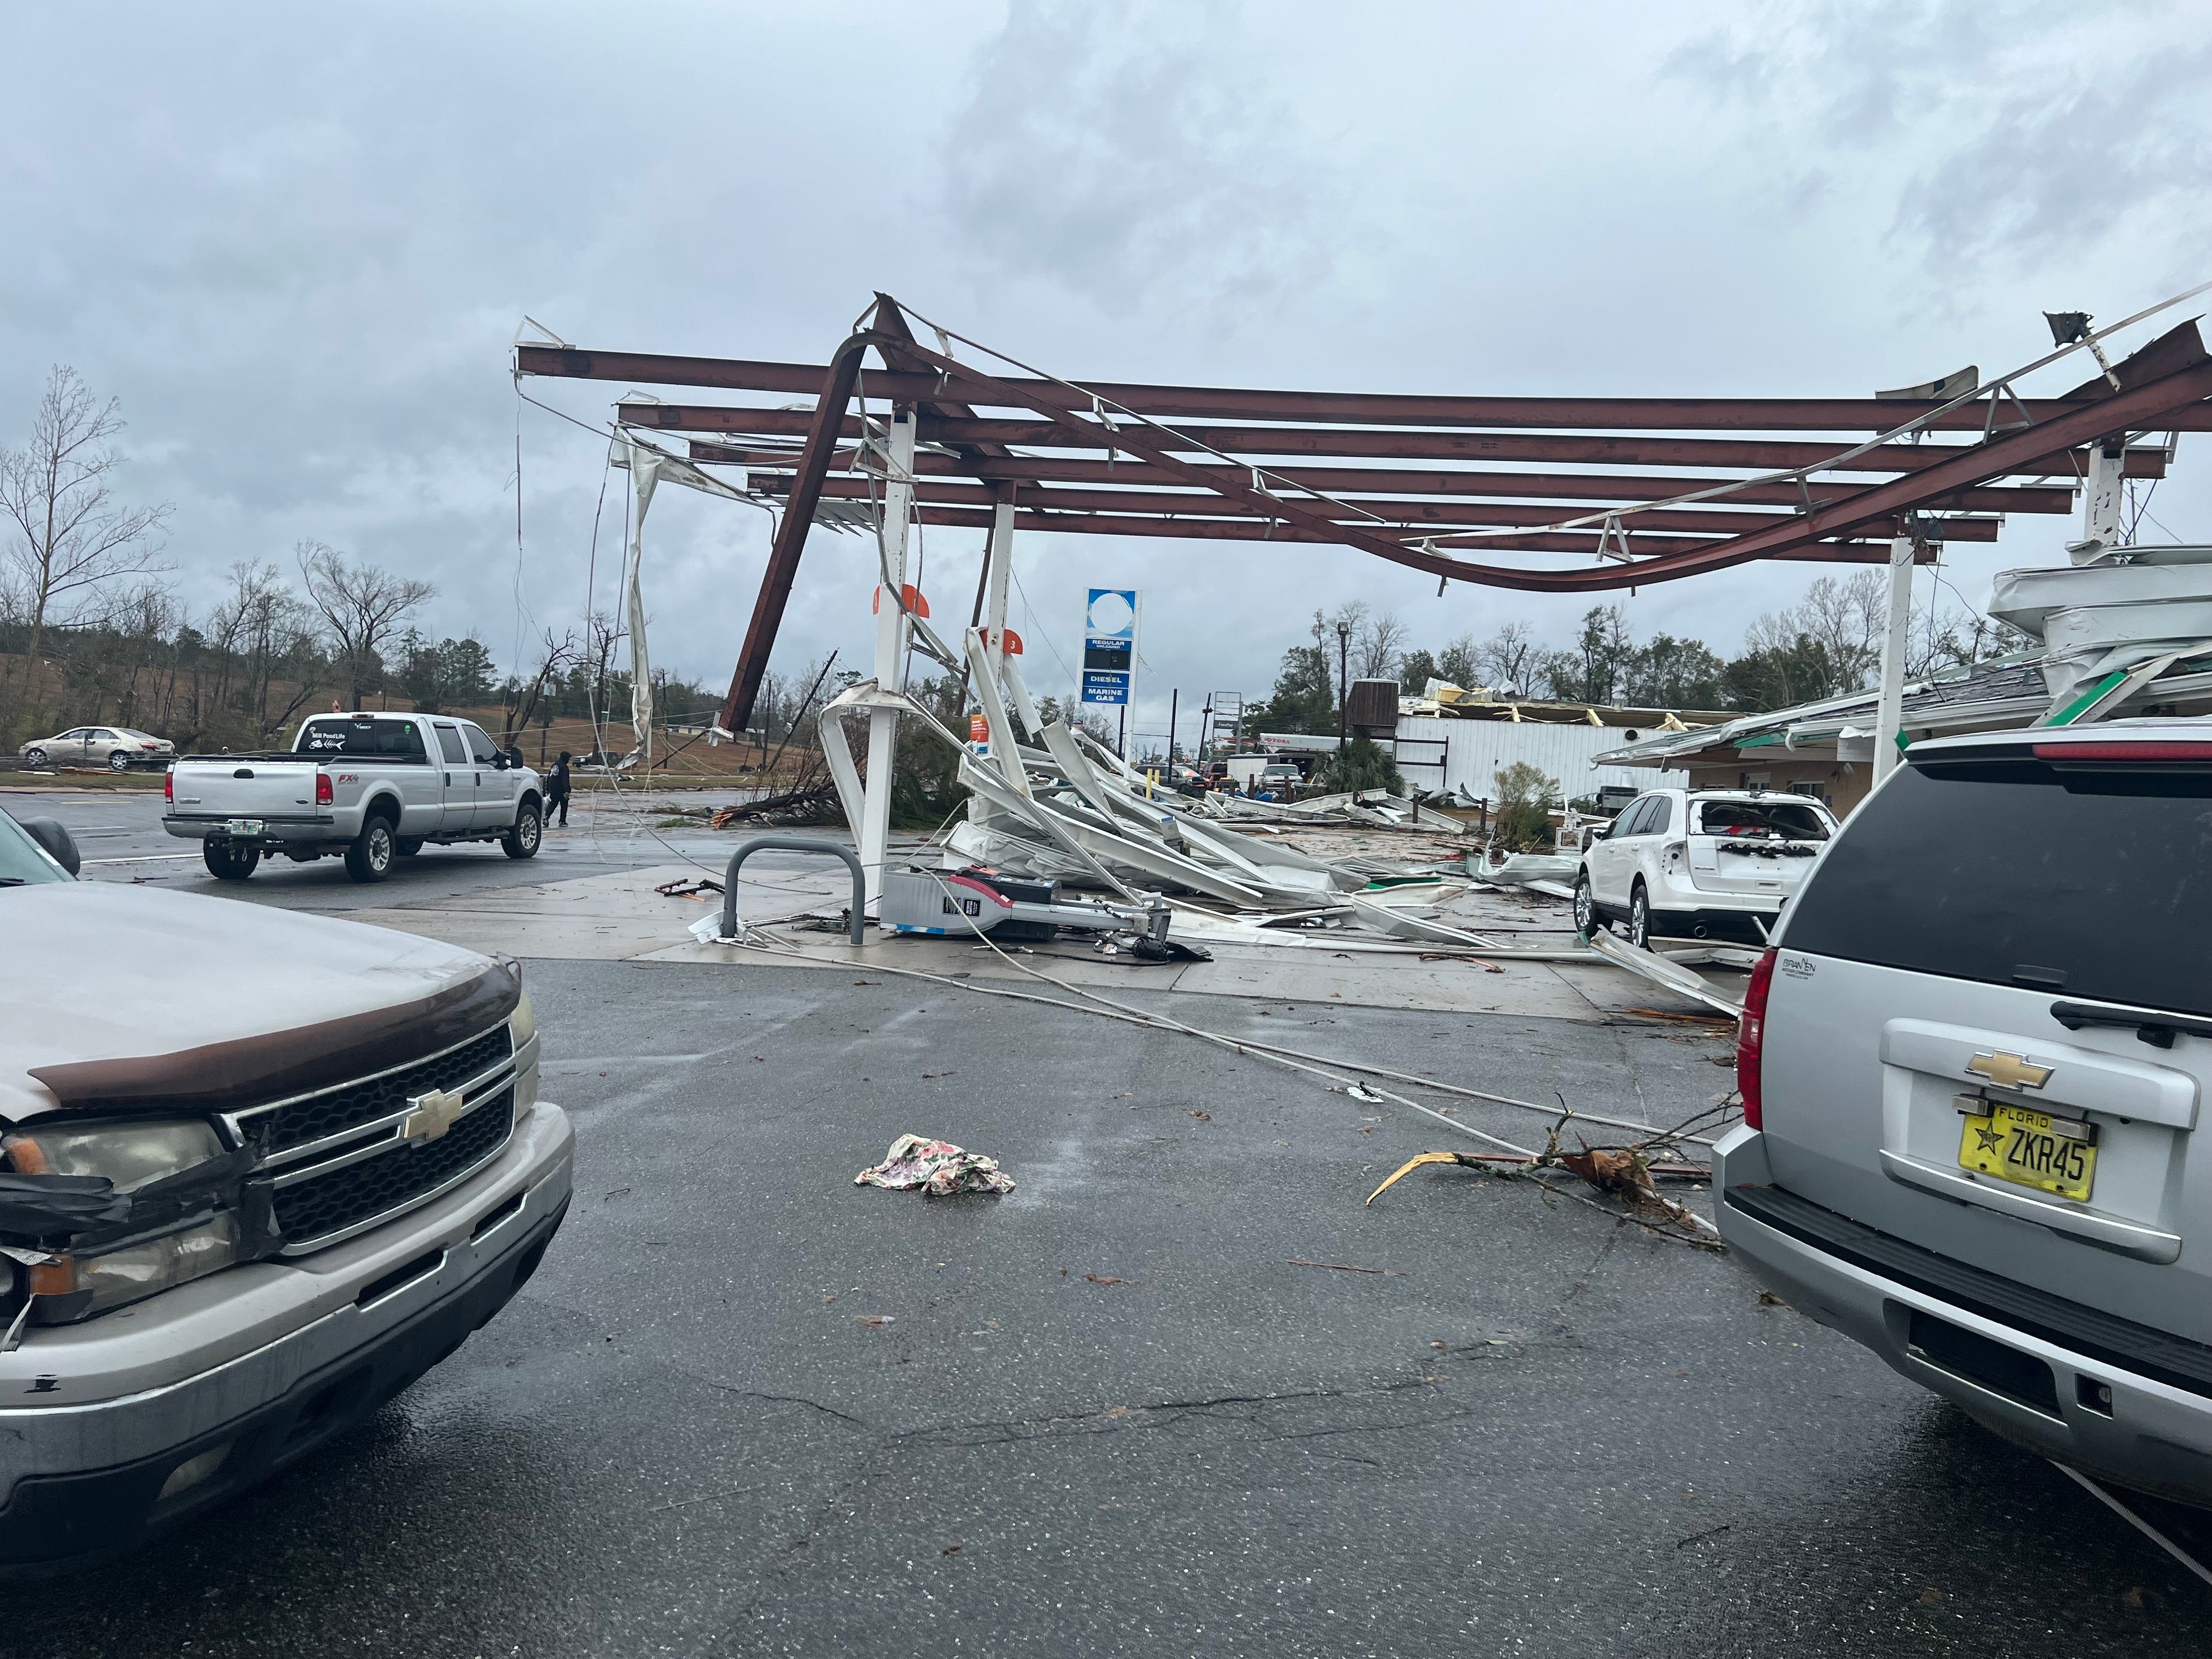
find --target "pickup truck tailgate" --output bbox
[169,758,321,821]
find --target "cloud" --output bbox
[936,1,1356,318]
[1666,1,2212,272]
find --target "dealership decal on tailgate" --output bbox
[1956,1095,2097,1203]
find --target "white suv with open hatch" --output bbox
[1573,787,1837,949]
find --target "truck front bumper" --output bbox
[0,1101,573,1576]
[1716,1124,2212,1508]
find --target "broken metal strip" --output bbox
[751,469,2042,526]
[655,408,2171,478]
[906,505,1921,563]
[1530,353,2212,588]
[1584,929,1745,1018]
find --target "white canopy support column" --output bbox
[984,494,1015,684]
[859,410,918,906]
[1871,531,1916,788]
[2074,439,2127,562]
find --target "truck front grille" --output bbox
[272,1087,516,1249]
[241,1025,514,1157]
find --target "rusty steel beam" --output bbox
[864,295,1016,471]
[910,504,1927,563]
[1544,351,2212,586]
[715,330,871,735]
[523,343,2212,431]
[874,328,2212,591]
[944,454,2057,515]
[655,404,2169,479]
[710,444,2065,515]
[752,471,2005,540]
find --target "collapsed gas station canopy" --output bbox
[516,295,2212,730]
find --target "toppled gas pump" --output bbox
[879,866,1210,961]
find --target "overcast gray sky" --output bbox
[5,1,2209,738]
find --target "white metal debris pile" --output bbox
[796,593,1476,931]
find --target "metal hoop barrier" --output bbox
[720,837,867,947]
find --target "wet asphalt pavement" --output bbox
[6,790,2212,1655]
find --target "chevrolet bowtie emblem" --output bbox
[1966,1051,2053,1092]
[402,1087,469,1143]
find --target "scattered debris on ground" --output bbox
[654,876,723,900]
[711,781,840,828]
[1286,1259,1404,1277]
[1366,1121,1723,1250]
[853,1133,1016,1196]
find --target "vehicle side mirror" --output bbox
[20,817,81,876]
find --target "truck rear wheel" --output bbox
[501,800,542,860]
[203,840,260,881]
[345,815,397,883]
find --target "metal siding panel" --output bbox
[1394,716,1686,797]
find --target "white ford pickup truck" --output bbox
[163,712,544,883]
[0,804,572,1576]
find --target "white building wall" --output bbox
[1392,715,1688,799]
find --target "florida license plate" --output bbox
[1957,1097,2097,1203]
[224,819,265,837]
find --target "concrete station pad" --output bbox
[309,856,1735,1025]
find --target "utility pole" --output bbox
[1168,687,1178,764]
[1335,619,1351,753]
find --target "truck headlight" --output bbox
[510,988,537,1053]
[510,989,539,1114]
[5,1119,224,1191]
[3,1119,246,1321]
[26,1215,243,1319]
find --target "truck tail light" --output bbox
[163,769,173,803]
[1736,947,1778,1130]
[315,772,334,805]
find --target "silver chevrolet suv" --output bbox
[1720,722,2212,1504]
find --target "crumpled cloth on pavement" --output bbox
[854,1134,1015,1197]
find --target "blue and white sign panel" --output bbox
[1081,588,1139,708]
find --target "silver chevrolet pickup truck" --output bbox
[0,806,573,1576]
[163,711,544,882]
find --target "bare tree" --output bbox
[1909,590,2034,678]
[1352,610,1409,681]
[0,366,171,720]
[1475,620,1539,695]
[1746,572,1886,693]
[583,610,626,748]
[503,627,579,743]
[1435,632,1480,689]
[296,541,435,709]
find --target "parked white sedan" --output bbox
[20,726,176,771]
[1573,787,1837,948]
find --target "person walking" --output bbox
[546,751,573,827]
